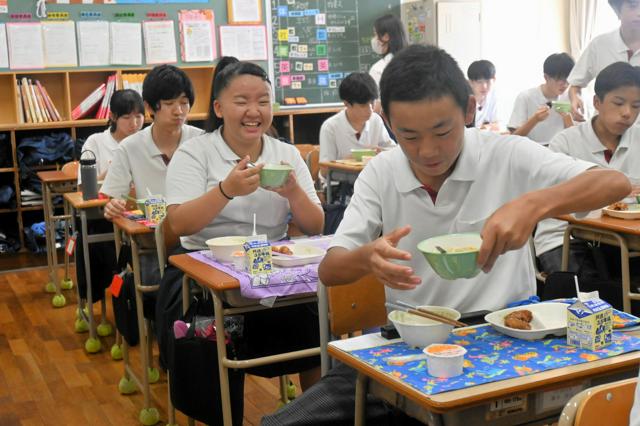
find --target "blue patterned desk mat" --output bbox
[349,325,640,396]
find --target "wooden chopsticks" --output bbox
[389,301,468,328]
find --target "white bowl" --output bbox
[388,305,461,348]
[205,236,247,263]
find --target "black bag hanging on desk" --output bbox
[168,296,244,426]
[111,244,139,346]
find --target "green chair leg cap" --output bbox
[61,279,74,290]
[44,282,56,293]
[110,344,123,361]
[97,323,113,337]
[139,408,160,426]
[287,381,297,400]
[51,294,66,308]
[148,367,160,384]
[85,338,101,353]
[76,306,89,319]
[74,318,89,333]
[118,377,136,395]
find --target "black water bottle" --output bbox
[80,149,98,201]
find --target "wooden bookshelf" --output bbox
[0,65,340,256]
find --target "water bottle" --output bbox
[80,149,98,201]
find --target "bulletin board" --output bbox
[270,0,400,105]
[0,0,269,70]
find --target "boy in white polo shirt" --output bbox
[569,0,640,121]
[535,61,640,277]
[319,72,394,169]
[101,65,202,219]
[508,53,575,144]
[263,45,630,426]
[319,45,629,314]
[467,59,499,130]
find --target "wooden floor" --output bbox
[0,266,298,425]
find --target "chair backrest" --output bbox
[305,147,320,186]
[61,161,79,179]
[295,144,316,163]
[558,378,637,426]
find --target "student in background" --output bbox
[369,14,408,113]
[79,89,144,184]
[319,72,394,173]
[467,59,499,129]
[262,45,629,426]
[101,64,202,219]
[568,0,640,121]
[508,53,575,144]
[159,61,323,416]
[535,62,640,279]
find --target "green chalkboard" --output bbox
[270,0,400,106]
[0,1,268,71]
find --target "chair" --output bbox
[61,160,79,179]
[305,146,320,184]
[295,144,316,163]
[558,377,637,426]
[319,274,388,374]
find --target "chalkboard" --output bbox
[270,0,400,106]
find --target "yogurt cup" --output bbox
[231,251,246,271]
[423,344,467,378]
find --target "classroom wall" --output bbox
[480,0,570,126]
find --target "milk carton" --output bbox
[567,295,612,351]
[243,239,273,277]
[144,196,166,224]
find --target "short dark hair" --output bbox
[205,56,240,132]
[206,61,271,132]
[142,64,195,112]
[380,44,471,119]
[467,60,496,81]
[373,14,409,55]
[108,89,144,132]
[594,61,640,99]
[543,53,575,80]
[608,0,625,13]
[339,72,378,104]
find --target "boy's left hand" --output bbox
[477,198,538,273]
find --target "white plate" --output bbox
[602,204,640,220]
[271,244,326,267]
[484,303,568,341]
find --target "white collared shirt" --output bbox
[78,128,119,185]
[100,123,203,199]
[319,109,394,163]
[508,86,569,144]
[475,88,498,127]
[369,53,393,88]
[534,119,640,256]
[330,128,594,312]
[166,128,320,250]
[568,28,640,88]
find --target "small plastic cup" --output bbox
[423,344,467,378]
[231,251,246,271]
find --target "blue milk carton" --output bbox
[567,296,612,351]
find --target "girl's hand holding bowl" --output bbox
[223,156,263,198]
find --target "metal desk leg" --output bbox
[326,169,333,204]
[60,196,73,291]
[354,372,368,426]
[561,225,572,272]
[80,209,101,354]
[110,225,123,361]
[212,290,233,426]
[45,183,67,307]
[69,205,88,333]
[318,281,330,376]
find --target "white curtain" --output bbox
[569,0,599,58]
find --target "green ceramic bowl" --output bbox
[551,101,571,113]
[260,164,293,188]
[351,148,376,162]
[135,199,146,212]
[417,233,482,280]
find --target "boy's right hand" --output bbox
[571,96,585,122]
[367,225,422,290]
[221,156,264,197]
[104,198,126,220]
[533,105,550,123]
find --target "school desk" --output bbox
[168,253,321,426]
[557,211,640,313]
[319,160,365,203]
[37,170,76,307]
[111,215,162,425]
[63,191,112,354]
[328,329,640,426]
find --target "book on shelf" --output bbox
[14,79,24,124]
[71,83,106,120]
[36,80,61,121]
[16,78,62,123]
[96,74,117,119]
[121,73,145,97]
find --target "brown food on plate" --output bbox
[271,245,293,255]
[609,202,629,211]
[504,309,533,330]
